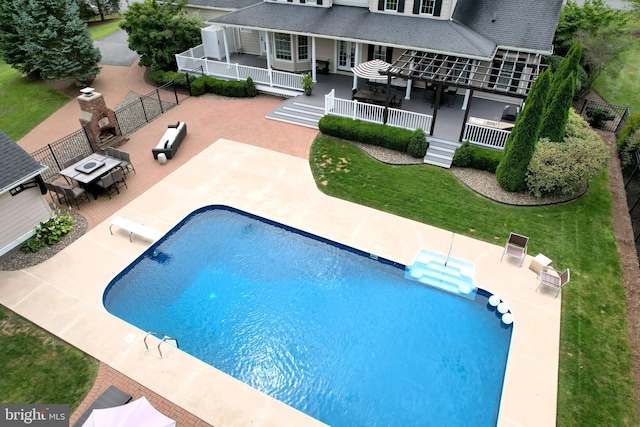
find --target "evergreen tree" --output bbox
[496,69,552,192]
[0,0,101,83]
[120,0,204,72]
[551,43,582,90]
[540,72,576,142]
[0,0,36,73]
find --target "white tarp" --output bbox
[351,59,392,80]
[82,397,176,427]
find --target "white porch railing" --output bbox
[324,89,432,133]
[175,46,303,92]
[463,124,510,150]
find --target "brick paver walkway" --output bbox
[20,60,319,426]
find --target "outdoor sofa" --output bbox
[152,122,187,160]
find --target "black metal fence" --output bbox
[575,97,630,136]
[31,129,93,182]
[624,150,640,258]
[115,82,184,134]
[31,81,186,179]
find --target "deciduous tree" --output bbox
[76,0,121,21]
[120,0,203,72]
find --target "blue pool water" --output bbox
[104,206,512,427]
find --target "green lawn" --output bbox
[592,15,640,113]
[0,305,97,412]
[0,62,71,141]
[310,136,639,426]
[87,18,123,40]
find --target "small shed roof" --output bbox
[0,130,47,194]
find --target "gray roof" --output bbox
[186,0,261,9]
[211,4,497,58]
[453,0,563,52]
[208,0,562,59]
[0,130,45,192]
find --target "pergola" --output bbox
[381,49,548,99]
[377,49,548,135]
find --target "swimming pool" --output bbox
[104,206,512,427]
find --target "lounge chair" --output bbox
[110,216,163,242]
[72,385,132,427]
[536,267,570,297]
[500,232,529,267]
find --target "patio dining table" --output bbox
[352,89,389,106]
[59,153,122,198]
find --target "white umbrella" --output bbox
[82,397,176,427]
[351,59,392,80]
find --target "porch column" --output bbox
[462,89,471,110]
[264,32,273,86]
[459,89,474,142]
[312,36,317,82]
[405,53,415,100]
[221,28,231,64]
[352,43,361,90]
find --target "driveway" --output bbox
[94,29,139,67]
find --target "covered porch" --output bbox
[176,49,521,166]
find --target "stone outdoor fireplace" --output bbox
[77,88,122,152]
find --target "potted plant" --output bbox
[302,73,313,96]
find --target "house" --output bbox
[178,0,563,165]
[0,130,51,257]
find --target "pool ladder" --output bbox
[144,331,179,359]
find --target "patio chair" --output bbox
[96,172,118,199]
[500,232,529,267]
[111,168,127,191]
[536,267,570,297]
[45,181,67,205]
[62,185,90,209]
[116,150,136,175]
[105,146,117,158]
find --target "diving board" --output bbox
[109,217,163,243]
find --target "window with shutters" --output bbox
[297,36,309,61]
[372,45,386,61]
[420,0,435,14]
[385,0,398,11]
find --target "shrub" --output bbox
[618,112,640,166]
[469,146,502,173]
[406,129,428,158]
[149,69,179,86]
[318,116,414,152]
[539,72,576,142]
[585,106,615,128]
[190,76,207,96]
[21,209,74,253]
[526,135,609,197]
[452,141,472,167]
[245,77,257,97]
[452,141,502,172]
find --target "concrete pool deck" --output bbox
[0,139,560,426]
